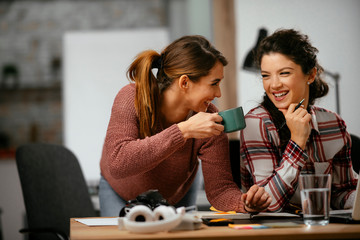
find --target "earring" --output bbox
[307,82,310,85]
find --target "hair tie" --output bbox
[152,56,163,70]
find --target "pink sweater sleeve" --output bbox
[198,123,246,212]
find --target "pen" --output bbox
[278,98,305,130]
[294,98,305,111]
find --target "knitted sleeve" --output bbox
[198,104,246,213]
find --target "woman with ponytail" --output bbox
[99,35,271,216]
[240,29,358,212]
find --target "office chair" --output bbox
[16,143,97,240]
[351,134,360,174]
[229,139,241,188]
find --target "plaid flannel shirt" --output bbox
[240,105,358,212]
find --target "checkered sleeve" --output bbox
[330,118,358,209]
[240,110,308,212]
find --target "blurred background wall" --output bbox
[0,0,168,151]
[0,0,359,240]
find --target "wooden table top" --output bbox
[70,217,360,240]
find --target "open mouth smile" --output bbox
[273,91,288,100]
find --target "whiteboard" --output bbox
[63,28,169,181]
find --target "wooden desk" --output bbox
[70,218,360,240]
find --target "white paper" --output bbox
[75,217,118,226]
[330,209,352,215]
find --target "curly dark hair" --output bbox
[256,29,329,152]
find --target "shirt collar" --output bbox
[309,106,320,134]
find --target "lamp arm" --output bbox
[323,70,340,115]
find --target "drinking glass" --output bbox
[299,174,331,226]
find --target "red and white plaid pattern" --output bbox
[240,105,358,212]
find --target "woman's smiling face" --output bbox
[260,52,314,111]
[186,61,223,112]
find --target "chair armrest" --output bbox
[19,227,68,240]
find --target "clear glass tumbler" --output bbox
[299,174,331,226]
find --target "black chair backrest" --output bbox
[229,139,241,188]
[16,143,96,239]
[351,134,360,174]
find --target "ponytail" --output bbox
[127,50,161,138]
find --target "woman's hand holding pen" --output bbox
[177,112,224,140]
[241,185,272,213]
[279,101,311,150]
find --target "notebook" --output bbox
[330,177,360,223]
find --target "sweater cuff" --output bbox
[168,124,186,146]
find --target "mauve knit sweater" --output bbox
[100,84,245,212]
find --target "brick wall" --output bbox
[0,0,166,152]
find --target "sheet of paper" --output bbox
[75,217,118,226]
[252,212,300,218]
[330,209,352,215]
